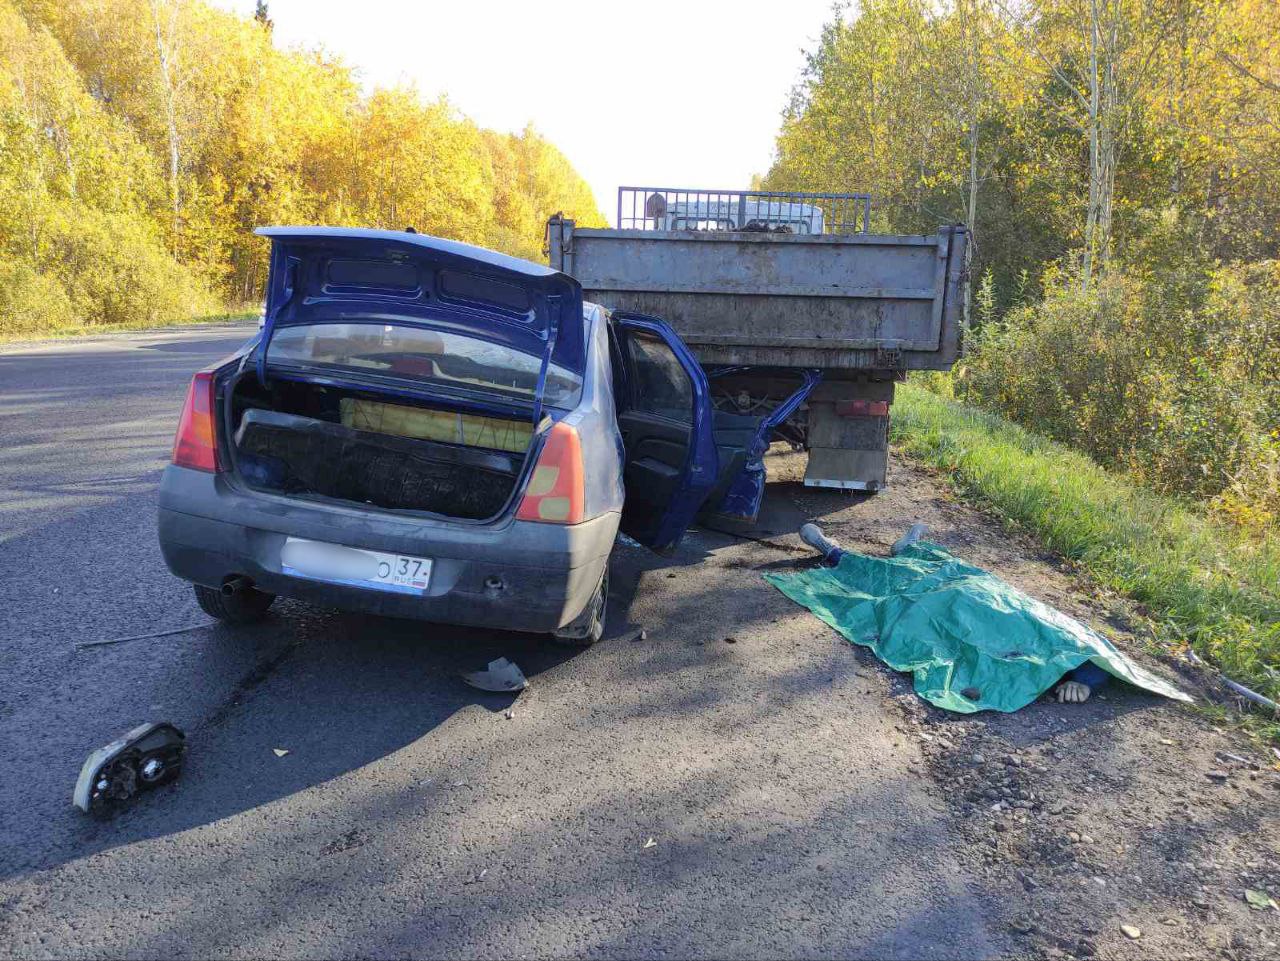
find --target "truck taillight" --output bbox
[172,372,220,472]
[516,421,584,524]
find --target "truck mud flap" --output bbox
[804,393,891,491]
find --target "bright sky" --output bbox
[210,0,837,224]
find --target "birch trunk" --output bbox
[963,0,982,336]
[1084,0,1121,288]
[148,0,183,237]
[1083,0,1102,288]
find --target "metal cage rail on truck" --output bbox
[616,187,873,235]
[548,189,968,492]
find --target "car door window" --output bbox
[625,331,693,423]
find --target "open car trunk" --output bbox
[227,374,533,520]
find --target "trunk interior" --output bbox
[226,375,534,519]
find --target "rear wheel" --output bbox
[552,569,608,646]
[193,582,276,625]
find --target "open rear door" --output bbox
[611,312,718,553]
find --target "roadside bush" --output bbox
[0,205,215,339]
[0,262,76,335]
[957,257,1280,529]
[37,207,215,329]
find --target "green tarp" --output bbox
[765,542,1190,713]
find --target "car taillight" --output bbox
[172,371,220,472]
[516,421,584,524]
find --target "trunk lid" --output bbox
[254,227,585,417]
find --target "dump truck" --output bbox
[547,187,968,493]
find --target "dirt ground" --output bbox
[752,447,1280,960]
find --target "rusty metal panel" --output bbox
[548,217,967,372]
[807,412,888,450]
[807,389,891,450]
[804,447,889,490]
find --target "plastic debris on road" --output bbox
[1245,889,1277,911]
[462,657,528,693]
[73,722,186,814]
[765,540,1191,714]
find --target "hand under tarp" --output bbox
[765,541,1191,714]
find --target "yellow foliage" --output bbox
[482,125,607,260]
[778,0,1280,528]
[0,0,210,332]
[0,262,76,335]
[1,0,604,336]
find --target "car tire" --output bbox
[193,583,276,625]
[552,569,608,647]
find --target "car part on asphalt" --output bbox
[73,722,186,814]
[766,536,1192,713]
[462,657,529,693]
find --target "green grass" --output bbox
[0,310,257,346]
[891,384,1280,725]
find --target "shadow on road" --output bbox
[40,519,1012,958]
[1,549,652,883]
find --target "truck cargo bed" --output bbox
[548,218,967,371]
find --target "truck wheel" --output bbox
[193,583,275,625]
[552,570,608,647]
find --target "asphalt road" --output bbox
[0,326,1008,959]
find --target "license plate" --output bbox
[280,537,431,595]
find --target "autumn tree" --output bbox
[0,0,209,332]
[3,0,603,327]
[769,0,1280,519]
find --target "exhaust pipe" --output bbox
[221,576,251,597]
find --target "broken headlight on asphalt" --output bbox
[72,722,186,814]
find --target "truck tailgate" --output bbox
[548,220,967,371]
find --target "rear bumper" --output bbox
[157,466,618,632]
